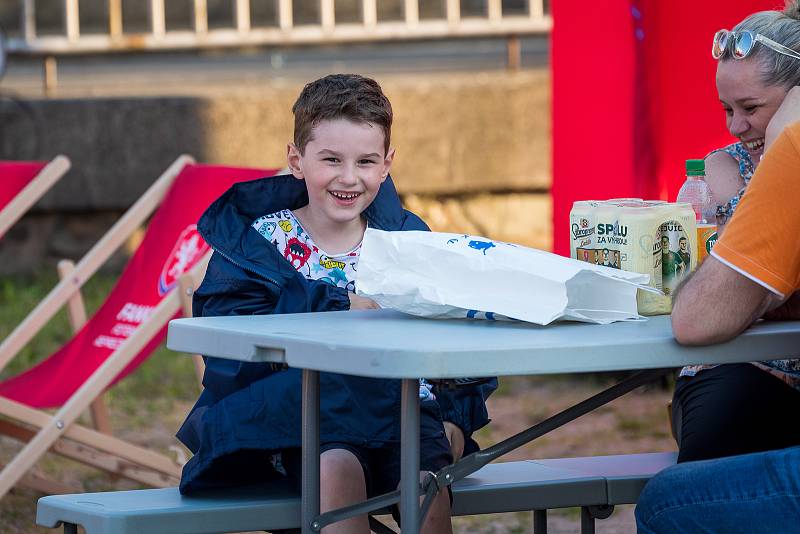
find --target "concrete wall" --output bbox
[0,69,551,274]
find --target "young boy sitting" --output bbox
[176,74,496,533]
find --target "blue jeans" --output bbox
[635,446,800,533]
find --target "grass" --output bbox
[0,270,677,533]
[0,270,201,401]
[0,271,82,377]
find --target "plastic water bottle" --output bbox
[677,159,717,263]
[677,160,714,222]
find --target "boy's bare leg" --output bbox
[418,471,454,534]
[320,449,370,534]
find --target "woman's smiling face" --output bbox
[716,57,789,162]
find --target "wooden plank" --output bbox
[235,0,251,33]
[64,0,80,41]
[56,259,88,343]
[0,461,80,495]
[488,0,502,23]
[320,0,335,32]
[506,35,521,71]
[22,0,36,41]
[278,0,293,30]
[150,0,166,37]
[43,56,58,95]
[446,0,460,25]
[529,0,545,19]
[177,253,211,388]
[0,420,177,488]
[362,0,377,29]
[193,0,208,33]
[56,259,112,435]
[108,0,123,38]
[405,0,419,26]
[0,155,70,241]
[0,397,180,477]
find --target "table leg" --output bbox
[400,378,421,534]
[302,369,320,534]
[580,507,596,534]
[533,510,548,533]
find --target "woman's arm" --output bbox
[704,150,745,232]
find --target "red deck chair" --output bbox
[0,155,279,498]
[0,156,71,239]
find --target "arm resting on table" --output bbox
[671,256,777,345]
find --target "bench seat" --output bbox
[534,451,678,506]
[36,452,677,534]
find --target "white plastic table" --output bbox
[167,310,800,533]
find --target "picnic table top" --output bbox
[167,310,800,379]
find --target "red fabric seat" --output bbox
[0,161,48,209]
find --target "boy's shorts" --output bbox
[281,410,454,500]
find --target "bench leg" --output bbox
[533,509,547,534]
[63,523,78,534]
[580,505,613,534]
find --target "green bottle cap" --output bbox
[686,159,705,176]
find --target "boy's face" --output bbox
[287,118,394,227]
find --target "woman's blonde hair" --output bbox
[728,0,800,88]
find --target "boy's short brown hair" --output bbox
[292,74,393,155]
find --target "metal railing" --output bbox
[7,0,551,56]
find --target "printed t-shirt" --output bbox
[252,209,435,400]
[708,122,800,388]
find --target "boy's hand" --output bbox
[443,422,465,462]
[348,293,381,310]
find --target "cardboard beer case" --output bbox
[570,199,697,315]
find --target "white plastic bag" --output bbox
[356,229,651,325]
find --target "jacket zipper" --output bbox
[206,241,282,288]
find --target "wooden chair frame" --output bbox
[0,155,70,239]
[0,155,209,499]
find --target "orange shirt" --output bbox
[711,121,800,298]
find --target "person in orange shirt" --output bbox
[669,1,800,463]
[636,121,800,532]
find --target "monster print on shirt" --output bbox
[253,209,360,285]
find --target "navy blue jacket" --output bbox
[177,174,496,493]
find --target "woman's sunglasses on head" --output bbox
[713,29,800,61]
